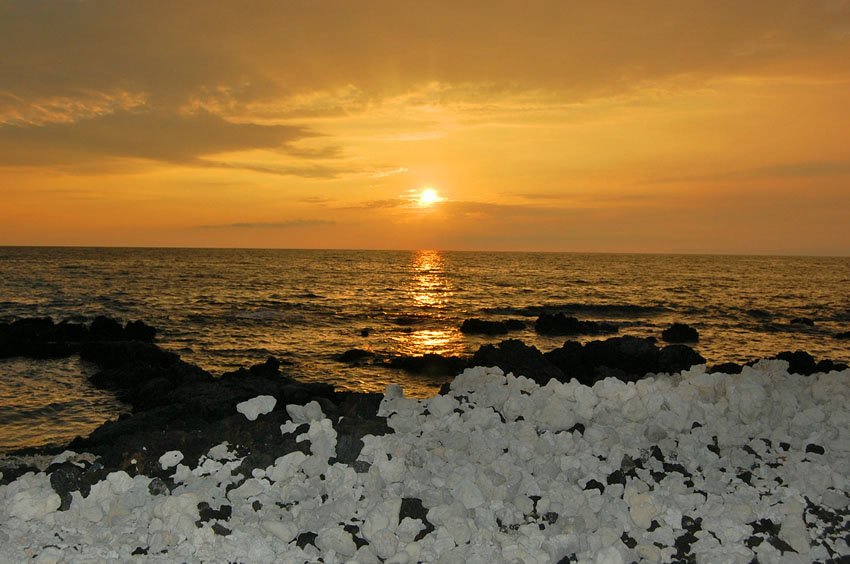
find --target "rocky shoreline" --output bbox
[1,316,848,562]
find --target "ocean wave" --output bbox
[481,303,669,317]
[0,401,78,423]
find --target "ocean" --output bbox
[1,247,848,453]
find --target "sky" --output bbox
[1,1,849,254]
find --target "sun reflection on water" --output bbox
[408,249,451,308]
[393,250,466,357]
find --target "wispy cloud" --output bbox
[197,219,335,229]
[650,160,850,184]
[0,109,313,168]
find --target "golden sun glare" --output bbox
[417,188,442,207]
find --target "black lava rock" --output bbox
[658,344,706,374]
[805,443,825,455]
[661,322,699,343]
[707,362,742,374]
[582,336,660,379]
[460,318,510,335]
[89,316,126,341]
[123,320,157,342]
[534,313,618,336]
[400,497,435,541]
[471,339,564,385]
[80,340,180,369]
[771,350,847,375]
[334,348,376,363]
[386,353,466,377]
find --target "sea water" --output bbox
[1,247,848,451]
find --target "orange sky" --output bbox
[1,1,849,254]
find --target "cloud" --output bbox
[198,219,335,229]
[0,109,313,167]
[650,159,850,184]
[1,0,848,185]
[201,160,349,179]
[2,1,847,118]
[344,198,408,210]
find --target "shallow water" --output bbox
[0,356,129,452]
[0,247,848,452]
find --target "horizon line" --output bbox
[0,244,847,259]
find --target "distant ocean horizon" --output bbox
[4,244,849,257]
[1,246,848,452]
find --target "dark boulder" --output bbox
[662,323,699,343]
[250,356,281,378]
[123,320,157,342]
[470,339,564,385]
[544,341,586,381]
[54,321,89,342]
[393,316,425,326]
[80,340,179,369]
[460,318,509,335]
[658,345,706,374]
[89,316,126,341]
[772,351,847,375]
[91,359,210,406]
[133,376,179,409]
[387,353,466,377]
[708,362,743,374]
[0,318,80,358]
[335,349,376,363]
[90,364,174,394]
[9,317,57,341]
[582,336,660,379]
[0,317,164,359]
[0,463,41,486]
[221,356,284,380]
[534,313,618,336]
[789,317,815,327]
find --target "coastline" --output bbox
[0,317,848,561]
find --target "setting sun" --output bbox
[417,188,443,208]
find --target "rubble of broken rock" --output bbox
[1,361,848,562]
[1,317,848,562]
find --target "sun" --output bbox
[417,188,443,207]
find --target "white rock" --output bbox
[453,476,485,509]
[286,400,325,424]
[626,491,659,530]
[595,545,625,564]
[316,525,357,557]
[237,394,277,421]
[370,528,400,559]
[159,450,184,469]
[362,497,402,540]
[261,519,298,543]
[8,486,61,521]
[207,441,236,460]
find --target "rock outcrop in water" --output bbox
[534,312,619,336]
[0,316,156,359]
[661,322,699,343]
[459,318,525,335]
